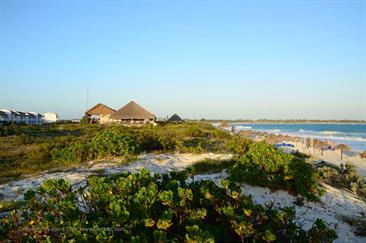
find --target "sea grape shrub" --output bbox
[51,128,139,163]
[212,128,231,139]
[288,159,322,201]
[229,141,321,201]
[135,126,164,151]
[229,141,292,187]
[51,142,90,163]
[225,136,253,156]
[190,159,236,174]
[134,124,217,153]
[175,138,207,154]
[318,163,366,200]
[0,169,337,242]
[88,128,139,158]
[134,126,179,152]
[186,124,210,138]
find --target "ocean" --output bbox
[232,123,366,152]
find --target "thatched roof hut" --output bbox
[110,101,155,121]
[168,113,183,122]
[85,103,115,116]
[335,144,351,151]
[360,151,366,159]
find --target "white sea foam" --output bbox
[264,129,281,133]
[320,131,344,135]
[290,132,366,143]
[316,135,366,142]
[294,130,365,142]
[234,126,252,130]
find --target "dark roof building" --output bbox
[168,113,183,122]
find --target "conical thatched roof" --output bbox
[335,144,351,151]
[168,113,183,122]
[85,103,116,116]
[110,101,155,120]
[360,151,366,159]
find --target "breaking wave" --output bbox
[267,129,281,133]
[234,126,252,130]
[320,131,345,135]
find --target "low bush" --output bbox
[88,129,139,158]
[51,128,139,163]
[190,159,236,174]
[225,136,253,156]
[134,126,164,151]
[51,142,90,163]
[229,141,322,201]
[0,200,24,214]
[175,138,207,154]
[318,163,366,200]
[0,123,21,136]
[187,124,208,137]
[0,170,337,242]
[212,128,231,139]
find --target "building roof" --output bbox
[16,111,29,116]
[168,113,183,122]
[85,103,116,116]
[0,109,11,114]
[110,101,155,120]
[9,110,19,115]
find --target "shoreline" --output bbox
[220,123,366,153]
[230,127,366,178]
[219,121,366,125]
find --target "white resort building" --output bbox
[0,109,44,125]
[43,112,59,123]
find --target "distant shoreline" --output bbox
[205,120,366,125]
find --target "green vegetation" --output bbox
[190,158,236,174]
[0,169,337,242]
[318,163,366,200]
[0,200,24,214]
[1,122,323,202]
[229,141,322,201]
[0,122,230,181]
[225,135,253,156]
[0,122,344,241]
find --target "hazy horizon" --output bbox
[1,1,365,120]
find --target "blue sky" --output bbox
[0,0,365,120]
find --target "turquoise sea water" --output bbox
[233,123,366,152]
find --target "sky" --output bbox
[0,0,365,120]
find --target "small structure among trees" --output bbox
[168,113,183,122]
[85,103,116,124]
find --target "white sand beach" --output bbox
[281,140,366,178]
